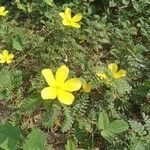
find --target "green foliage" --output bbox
[107,120,129,134]
[65,139,76,150]
[114,79,132,96]
[61,106,74,133]
[98,110,110,130]
[128,113,150,150]
[101,130,116,142]
[12,35,23,51]
[0,68,13,93]
[44,0,54,6]
[0,0,149,149]
[21,93,42,115]
[98,111,129,142]
[0,68,23,100]
[43,103,61,128]
[0,123,22,150]
[23,128,47,150]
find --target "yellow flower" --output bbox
[97,63,126,80]
[0,6,9,16]
[0,50,14,64]
[41,65,82,105]
[59,8,82,28]
[82,83,92,93]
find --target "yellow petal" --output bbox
[70,22,81,28]
[65,8,72,20]
[114,69,126,79]
[55,65,69,83]
[57,89,74,105]
[0,59,5,63]
[0,6,5,13]
[8,54,14,59]
[2,50,9,56]
[6,59,12,64]
[41,87,56,99]
[72,13,82,22]
[97,73,108,80]
[62,78,82,92]
[0,54,4,59]
[108,63,118,75]
[59,12,65,19]
[42,69,56,86]
[0,7,8,16]
[1,10,8,16]
[62,18,70,26]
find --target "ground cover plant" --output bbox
[0,0,150,149]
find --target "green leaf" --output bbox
[0,69,14,100]
[45,144,53,150]
[101,38,110,44]
[43,103,61,128]
[98,110,110,130]
[12,35,23,51]
[61,106,74,133]
[23,128,46,150]
[0,69,13,92]
[122,0,130,6]
[65,139,76,150]
[115,79,132,95]
[0,123,22,150]
[15,1,27,12]
[44,0,54,6]
[109,0,117,7]
[132,0,140,11]
[101,130,115,143]
[21,93,41,114]
[107,120,129,134]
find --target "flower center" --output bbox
[3,56,9,61]
[53,82,64,90]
